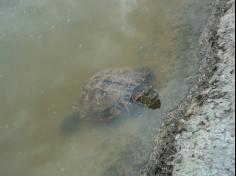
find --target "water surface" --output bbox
[0,0,211,175]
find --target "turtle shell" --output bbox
[78,67,152,120]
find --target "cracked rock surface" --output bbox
[145,0,235,175]
[174,0,235,175]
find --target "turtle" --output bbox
[60,67,161,133]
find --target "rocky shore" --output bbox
[144,0,235,175]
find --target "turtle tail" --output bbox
[59,112,81,135]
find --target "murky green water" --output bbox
[0,0,211,175]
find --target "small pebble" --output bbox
[40,90,45,95]
[37,34,43,39]
[66,18,71,23]
[50,25,55,30]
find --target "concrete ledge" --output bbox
[144,0,235,175]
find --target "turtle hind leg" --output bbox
[59,112,81,135]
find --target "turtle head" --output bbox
[132,85,161,109]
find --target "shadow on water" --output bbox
[60,99,161,136]
[59,112,81,135]
[59,112,119,135]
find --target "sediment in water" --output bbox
[144,0,235,175]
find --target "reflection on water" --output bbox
[0,0,211,175]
